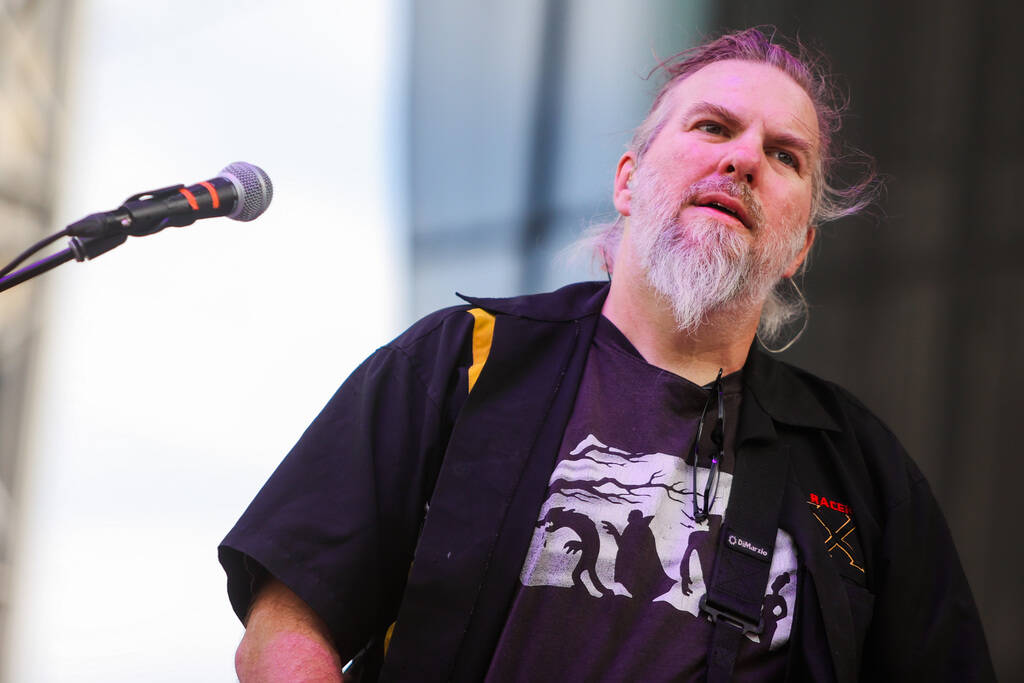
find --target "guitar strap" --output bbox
[700,441,790,683]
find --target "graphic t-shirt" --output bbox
[486,317,797,682]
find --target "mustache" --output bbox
[681,176,764,230]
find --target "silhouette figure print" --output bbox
[602,509,675,601]
[679,514,722,596]
[760,571,791,649]
[537,506,613,597]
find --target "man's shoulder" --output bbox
[749,348,904,451]
[382,280,609,363]
[456,280,609,321]
[753,352,925,524]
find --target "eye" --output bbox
[772,149,800,170]
[695,121,728,136]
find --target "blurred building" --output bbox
[0,0,73,663]
[408,0,710,316]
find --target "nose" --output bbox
[717,134,761,185]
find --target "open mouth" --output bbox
[687,186,756,230]
[698,201,741,220]
[695,200,749,230]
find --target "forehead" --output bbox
[664,59,820,153]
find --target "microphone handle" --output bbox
[121,177,239,236]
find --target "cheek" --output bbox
[652,137,716,175]
[769,185,812,230]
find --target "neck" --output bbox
[601,238,762,386]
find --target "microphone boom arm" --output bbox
[0,233,127,294]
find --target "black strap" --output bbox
[702,440,790,683]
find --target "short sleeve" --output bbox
[218,309,474,660]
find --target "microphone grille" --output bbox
[220,162,273,221]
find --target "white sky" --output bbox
[5,1,407,680]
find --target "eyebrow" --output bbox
[683,101,744,130]
[682,100,816,163]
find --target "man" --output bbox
[221,28,993,682]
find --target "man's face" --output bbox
[614,59,818,330]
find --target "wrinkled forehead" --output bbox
[659,59,821,159]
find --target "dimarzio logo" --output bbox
[728,533,769,558]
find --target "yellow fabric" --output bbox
[383,621,396,654]
[467,307,495,393]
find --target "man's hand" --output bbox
[235,577,347,682]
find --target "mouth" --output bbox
[693,194,750,229]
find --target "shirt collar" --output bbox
[457,280,609,321]
[459,280,839,432]
[742,342,840,432]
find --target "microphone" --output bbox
[67,162,273,239]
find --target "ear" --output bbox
[613,152,636,217]
[782,225,816,278]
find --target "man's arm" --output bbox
[235,578,347,683]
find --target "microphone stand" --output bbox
[0,188,168,294]
[0,233,127,293]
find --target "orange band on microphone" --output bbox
[179,188,199,210]
[198,181,219,209]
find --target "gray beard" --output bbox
[629,170,804,334]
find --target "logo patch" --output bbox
[726,531,771,560]
[806,492,864,575]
